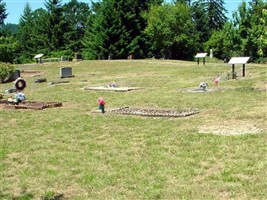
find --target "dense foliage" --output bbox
[0,0,266,63]
[0,61,15,82]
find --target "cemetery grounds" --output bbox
[0,59,266,199]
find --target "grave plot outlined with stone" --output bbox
[0,100,62,110]
[93,107,200,118]
[83,86,143,92]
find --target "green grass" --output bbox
[0,59,266,199]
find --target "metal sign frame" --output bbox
[228,57,250,79]
[195,53,208,65]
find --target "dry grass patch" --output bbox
[198,120,265,135]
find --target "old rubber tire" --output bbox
[14,78,26,91]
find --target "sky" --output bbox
[4,0,250,24]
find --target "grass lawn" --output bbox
[0,59,266,199]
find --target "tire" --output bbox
[14,78,26,91]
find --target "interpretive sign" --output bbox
[195,53,208,65]
[34,54,44,63]
[228,57,250,79]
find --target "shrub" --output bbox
[0,62,15,82]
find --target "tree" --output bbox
[83,0,122,59]
[198,0,227,31]
[172,0,191,6]
[204,22,241,60]
[231,0,267,60]
[205,0,267,61]
[0,62,15,82]
[44,0,65,51]
[62,0,91,53]
[17,3,35,63]
[0,35,19,63]
[249,0,267,61]
[83,0,162,59]
[191,1,210,51]
[1,23,18,34]
[145,3,196,59]
[0,0,7,26]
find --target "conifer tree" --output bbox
[83,0,162,59]
[198,0,227,30]
[44,0,65,51]
[0,0,7,26]
[62,0,91,53]
[17,3,35,62]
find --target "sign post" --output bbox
[195,53,208,65]
[228,57,250,79]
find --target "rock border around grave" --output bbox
[0,100,62,110]
[94,107,200,118]
[84,86,143,92]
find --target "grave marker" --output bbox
[74,53,83,61]
[60,67,75,78]
[9,70,20,81]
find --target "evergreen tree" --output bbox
[173,0,191,6]
[30,8,51,54]
[2,23,18,34]
[0,0,7,26]
[191,1,210,51]
[17,3,35,62]
[62,0,91,53]
[198,0,227,30]
[83,0,162,59]
[44,0,65,51]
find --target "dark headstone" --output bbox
[60,67,75,78]
[75,53,83,60]
[6,70,20,82]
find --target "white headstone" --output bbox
[210,49,213,58]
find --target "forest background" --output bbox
[0,0,267,64]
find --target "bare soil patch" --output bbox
[198,121,265,135]
[255,80,267,92]
[20,70,44,77]
[185,87,225,93]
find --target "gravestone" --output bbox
[60,67,75,78]
[74,53,83,61]
[61,56,68,61]
[9,70,20,81]
[210,49,213,58]
[128,54,134,60]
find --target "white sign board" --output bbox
[34,54,44,59]
[228,57,250,64]
[195,53,207,58]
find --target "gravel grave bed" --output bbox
[0,100,62,110]
[106,107,200,118]
[83,86,143,92]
